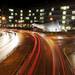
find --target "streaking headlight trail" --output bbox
[0,32,19,62]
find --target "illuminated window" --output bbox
[63,11,66,15]
[15,24,17,27]
[9,20,12,22]
[61,6,67,10]
[20,17,23,19]
[32,13,35,16]
[18,20,24,23]
[72,11,75,14]
[29,14,31,16]
[34,20,38,22]
[11,13,14,15]
[34,17,37,19]
[23,24,26,27]
[36,9,39,12]
[66,6,70,9]
[22,20,24,22]
[26,17,29,20]
[40,9,44,12]
[51,8,54,11]
[30,20,33,23]
[71,16,75,20]
[49,12,52,15]
[40,13,44,16]
[62,25,65,30]
[11,24,14,27]
[66,26,71,30]
[29,10,31,13]
[9,16,13,19]
[15,20,17,22]
[9,9,14,12]
[20,10,23,13]
[40,17,44,20]
[60,6,69,10]
[15,13,18,16]
[62,16,66,20]
[20,13,23,16]
[62,20,66,24]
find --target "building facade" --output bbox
[0,5,75,30]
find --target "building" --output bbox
[0,5,75,31]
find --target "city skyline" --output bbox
[0,5,74,32]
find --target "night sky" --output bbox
[0,0,75,8]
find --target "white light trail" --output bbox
[0,32,20,62]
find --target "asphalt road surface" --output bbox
[0,29,74,75]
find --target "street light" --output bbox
[1,16,6,27]
[50,17,53,21]
[2,16,6,21]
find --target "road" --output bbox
[0,29,74,75]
